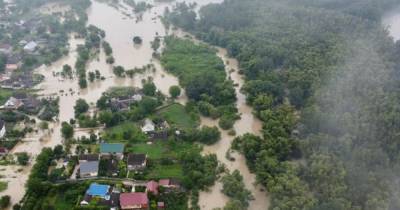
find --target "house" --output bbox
[127,153,147,171]
[3,97,23,109]
[85,183,110,199]
[120,192,148,210]
[110,94,142,111]
[78,154,99,163]
[23,41,38,52]
[0,120,5,139]
[80,183,120,208]
[146,180,158,195]
[141,119,155,133]
[0,147,8,156]
[158,179,180,189]
[0,44,12,54]
[5,64,18,73]
[79,161,99,178]
[100,143,124,159]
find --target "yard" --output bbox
[158,103,198,129]
[146,164,183,180]
[126,143,167,159]
[0,88,12,105]
[102,122,147,143]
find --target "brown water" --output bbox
[0,0,269,209]
[383,6,400,41]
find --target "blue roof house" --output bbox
[100,143,124,159]
[80,183,111,206]
[87,183,110,198]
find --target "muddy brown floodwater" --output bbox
[0,0,270,209]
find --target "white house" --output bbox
[141,118,155,133]
[4,97,23,109]
[23,41,38,52]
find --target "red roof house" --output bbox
[146,180,158,195]
[120,192,148,210]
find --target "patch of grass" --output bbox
[146,164,183,180]
[103,122,147,143]
[126,143,167,159]
[0,88,12,105]
[0,181,7,192]
[158,103,198,129]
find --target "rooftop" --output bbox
[86,183,110,197]
[80,161,99,175]
[100,143,124,154]
[127,153,146,166]
[120,192,148,207]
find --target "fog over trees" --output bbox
[167,0,400,209]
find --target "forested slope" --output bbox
[166,0,400,209]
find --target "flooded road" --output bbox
[0,0,269,208]
[383,6,400,40]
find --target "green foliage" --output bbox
[158,103,198,129]
[180,151,219,190]
[113,66,125,77]
[0,195,10,208]
[16,152,29,165]
[221,170,253,208]
[169,85,181,98]
[167,0,400,209]
[142,81,156,96]
[74,99,89,117]
[133,36,143,44]
[0,182,7,193]
[61,122,74,139]
[161,36,236,111]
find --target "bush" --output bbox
[0,195,10,208]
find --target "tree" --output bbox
[53,145,64,159]
[61,122,74,139]
[133,36,143,44]
[113,66,125,77]
[169,85,181,98]
[221,170,253,207]
[197,126,221,145]
[17,152,29,165]
[74,99,89,117]
[142,81,156,96]
[138,97,158,114]
[88,72,95,82]
[0,195,10,208]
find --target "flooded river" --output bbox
[0,0,270,208]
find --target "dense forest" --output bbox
[166,0,400,209]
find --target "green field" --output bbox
[126,143,167,159]
[0,181,7,192]
[158,103,198,129]
[103,122,147,143]
[146,164,183,180]
[0,88,12,105]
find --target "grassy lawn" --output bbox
[158,103,198,129]
[0,88,12,105]
[126,143,167,159]
[103,122,147,143]
[146,164,183,180]
[0,181,7,192]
